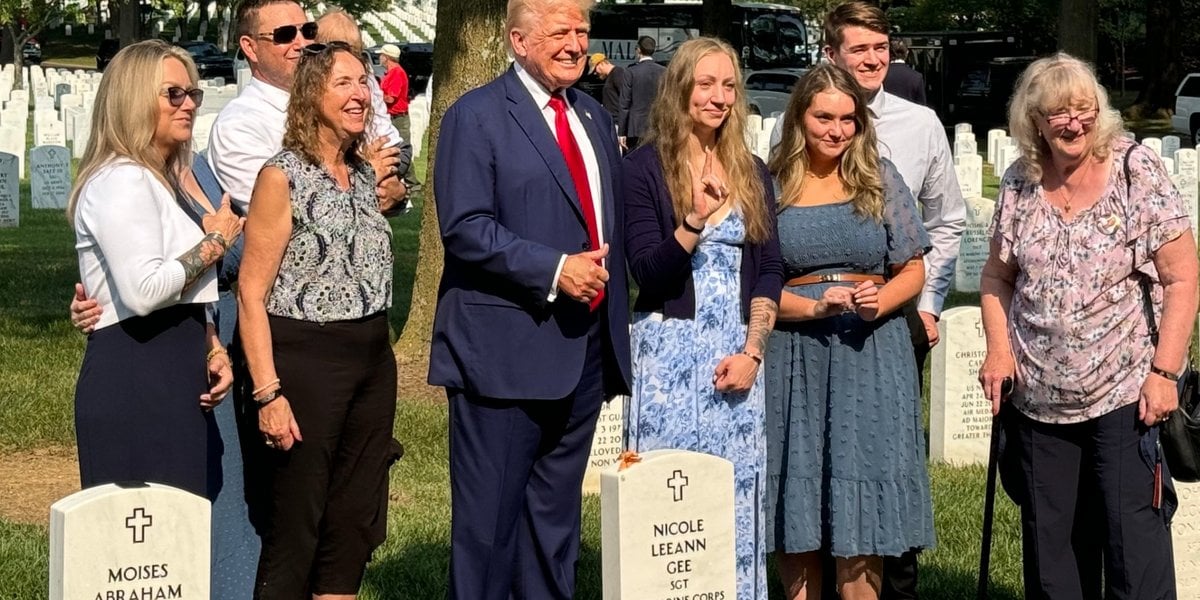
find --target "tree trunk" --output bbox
[113,0,141,46]
[393,0,508,390]
[1135,0,1181,113]
[702,0,734,41]
[1057,0,1097,62]
[6,27,24,90]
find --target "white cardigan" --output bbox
[74,158,217,331]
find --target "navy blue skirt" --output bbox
[75,303,215,498]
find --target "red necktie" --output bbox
[548,93,604,311]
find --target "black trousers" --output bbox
[1011,403,1175,600]
[252,313,397,599]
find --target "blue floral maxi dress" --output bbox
[765,162,936,558]
[628,212,767,600]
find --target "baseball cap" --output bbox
[589,53,607,68]
[380,44,401,60]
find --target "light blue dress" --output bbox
[628,212,767,600]
[764,161,935,558]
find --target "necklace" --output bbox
[1056,157,1095,215]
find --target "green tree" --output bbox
[1134,0,1182,112]
[1057,0,1097,61]
[0,0,66,87]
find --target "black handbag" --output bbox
[1123,147,1200,482]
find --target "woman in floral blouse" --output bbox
[979,53,1198,598]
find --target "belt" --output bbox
[786,273,886,286]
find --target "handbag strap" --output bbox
[1123,144,1162,347]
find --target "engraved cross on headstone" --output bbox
[667,470,689,502]
[125,507,153,544]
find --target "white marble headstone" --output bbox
[987,129,1006,165]
[50,483,210,600]
[583,397,625,495]
[1174,481,1200,598]
[0,124,24,177]
[36,120,66,147]
[954,133,977,160]
[1163,135,1181,160]
[955,122,972,135]
[930,306,992,466]
[1143,137,1163,157]
[953,197,995,293]
[0,152,18,227]
[30,145,71,210]
[601,449,735,599]
[954,153,983,200]
[73,110,93,160]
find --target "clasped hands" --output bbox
[813,282,881,321]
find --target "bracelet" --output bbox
[254,387,284,407]
[680,216,705,235]
[206,346,228,362]
[741,351,763,365]
[1150,364,1180,382]
[207,231,228,251]
[252,378,281,396]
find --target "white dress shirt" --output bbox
[769,90,965,315]
[207,76,402,211]
[514,63,606,300]
[74,158,217,331]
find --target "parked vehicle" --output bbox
[744,68,806,117]
[96,39,120,71]
[22,39,42,65]
[178,41,235,80]
[893,31,1026,124]
[1172,73,1200,147]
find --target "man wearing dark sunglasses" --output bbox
[208,0,406,215]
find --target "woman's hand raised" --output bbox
[687,147,728,224]
[202,197,244,247]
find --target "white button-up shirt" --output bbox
[770,90,965,315]
[207,76,401,212]
[514,63,606,300]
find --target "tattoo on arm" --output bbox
[177,233,226,292]
[745,297,779,356]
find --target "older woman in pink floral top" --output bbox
[979,53,1198,599]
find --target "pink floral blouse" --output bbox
[990,138,1191,424]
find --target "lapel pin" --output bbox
[584,110,592,120]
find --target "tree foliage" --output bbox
[0,0,67,87]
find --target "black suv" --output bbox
[178,41,235,80]
[365,42,433,100]
[22,39,42,64]
[96,39,119,71]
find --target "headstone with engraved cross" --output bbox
[49,482,210,600]
[930,306,992,466]
[600,449,735,599]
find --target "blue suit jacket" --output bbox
[428,67,632,400]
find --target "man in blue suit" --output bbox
[429,0,631,597]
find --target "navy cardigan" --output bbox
[622,144,783,320]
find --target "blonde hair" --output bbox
[68,40,198,217]
[769,63,884,221]
[506,0,595,49]
[1007,52,1125,180]
[282,45,372,167]
[643,37,771,244]
[315,9,364,54]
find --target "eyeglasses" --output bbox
[1044,108,1098,129]
[301,41,353,58]
[162,86,204,107]
[255,21,318,45]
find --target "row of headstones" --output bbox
[950,124,1200,294]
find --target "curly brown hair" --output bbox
[281,43,373,167]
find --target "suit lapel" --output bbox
[566,87,616,241]
[504,69,586,225]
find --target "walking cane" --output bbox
[977,377,1012,600]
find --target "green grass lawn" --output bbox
[0,155,1028,599]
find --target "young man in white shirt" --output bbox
[770,3,966,598]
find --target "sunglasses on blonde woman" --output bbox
[162,86,204,108]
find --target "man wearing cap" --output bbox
[589,53,625,120]
[379,43,411,146]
